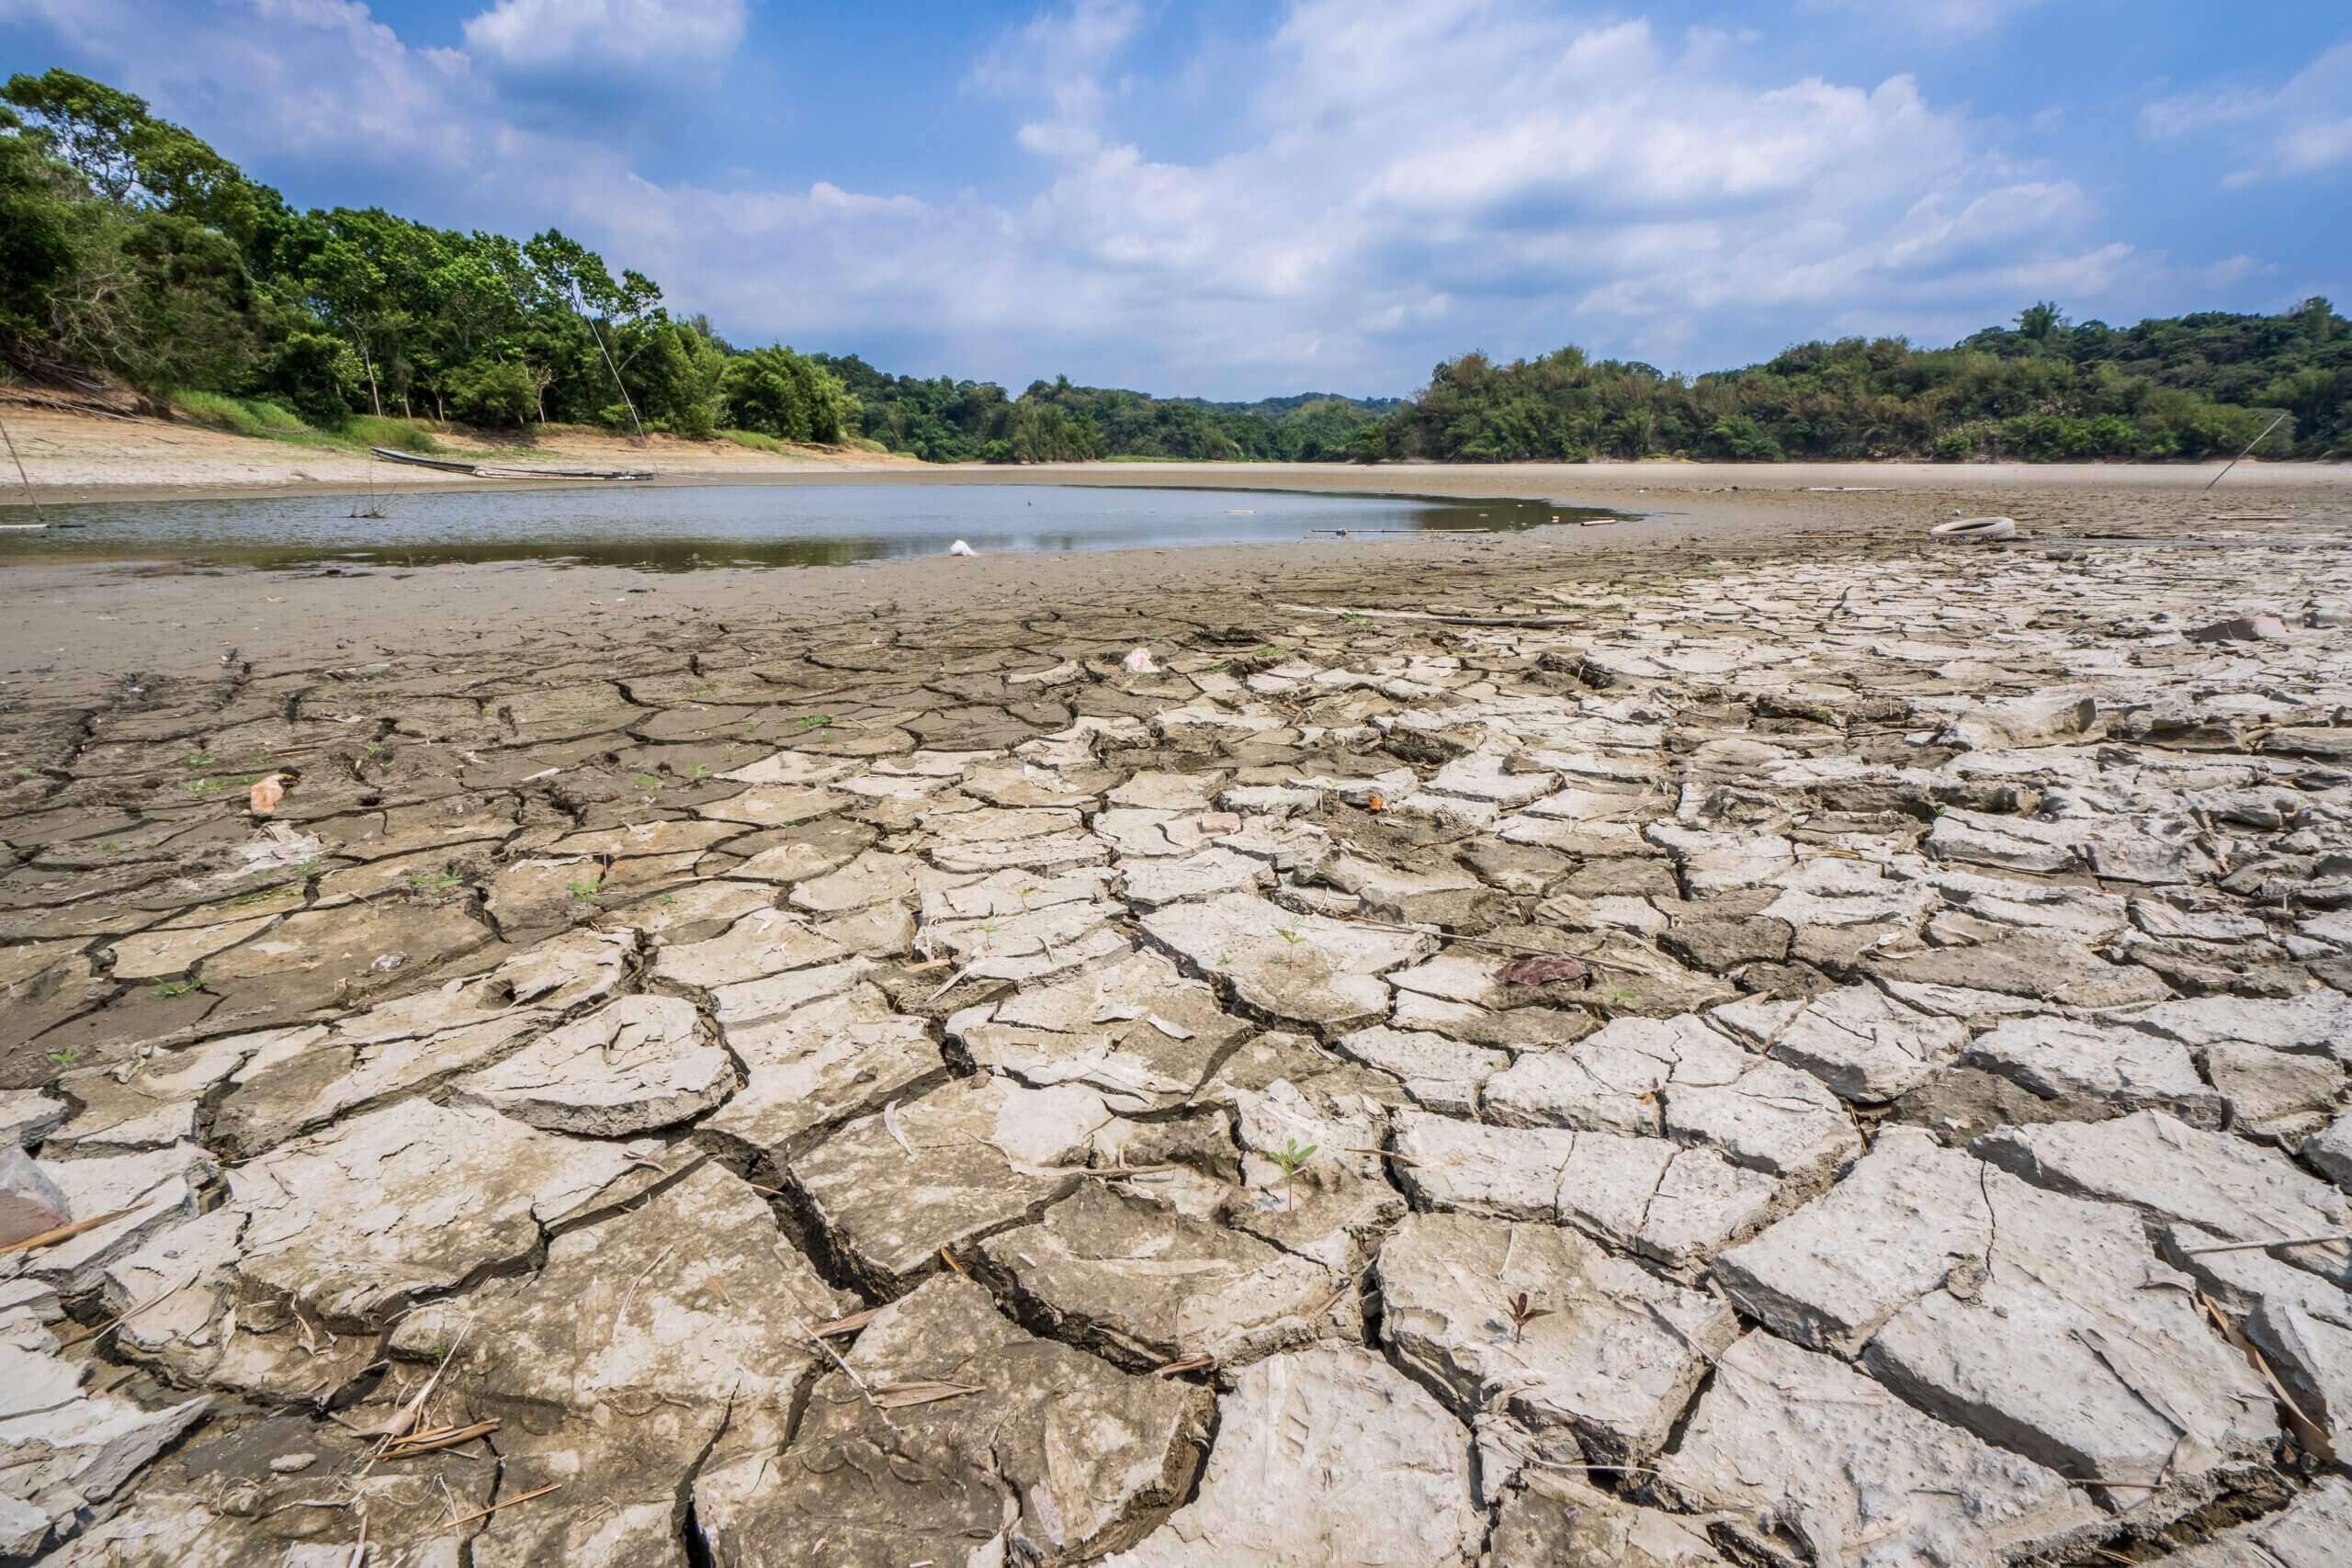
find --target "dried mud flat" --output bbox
[5,503,2352,1566]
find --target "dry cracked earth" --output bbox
[4,525,2352,1567]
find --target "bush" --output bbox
[448,359,538,428]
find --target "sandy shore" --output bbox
[0,400,2341,510]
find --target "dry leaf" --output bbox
[248,773,287,814]
[870,1379,981,1409]
[813,1306,884,1338]
[1364,791,1386,812]
[1494,954,1589,987]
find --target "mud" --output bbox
[4,480,2352,1565]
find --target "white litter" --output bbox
[1122,647,1159,674]
[948,539,977,557]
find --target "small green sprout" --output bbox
[182,750,212,766]
[791,714,833,734]
[1270,1137,1317,1208]
[180,778,223,796]
[632,773,663,790]
[98,840,123,853]
[566,877,603,901]
[153,979,198,998]
[47,1046,83,1066]
[684,762,711,781]
[408,870,465,895]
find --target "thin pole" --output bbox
[0,410,44,523]
[2204,411,2287,491]
[576,286,646,446]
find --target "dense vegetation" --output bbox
[1379,300,2347,462]
[810,357,1396,463]
[2,68,2343,463]
[0,69,854,447]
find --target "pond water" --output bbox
[0,483,1626,570]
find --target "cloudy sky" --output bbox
[4,0,2346,399]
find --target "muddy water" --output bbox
[1,483,1625,570]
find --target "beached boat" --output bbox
[368,447,653,481]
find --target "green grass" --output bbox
[171,392,445,455]
[1100,453,1189,463]
[344,414,443,454]
[172,390,311,439]
[720,428,788,455]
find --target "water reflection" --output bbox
[4,483,1630,572]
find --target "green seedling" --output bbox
[362,741,387,759]
[659,893,678,907]
[791,714,833,734]
[182,750,212,766]
[408,870,465,895]
[1273,926,1306,964]
[684,762,711,781]
[1270,1138,1317,1209]
[1506,1292,1553,1345]
[1340,611,1370,626]
[153,979,198,998]
[180,778,223,796]
[632,773,663,790]
[47,1046,83,1067]
[692,688,716,701]
[566,878,603,901]
[98,840,122,853]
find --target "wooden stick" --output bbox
[0,1206,139,1256]
[2203,411,2288,491]
[443,1483,560,1531]
[2183,1232,2352,1257]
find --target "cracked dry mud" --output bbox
[5,515,2352,1568]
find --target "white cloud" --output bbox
[2142,41,2352,185]
[461,0,746,74]
[3,0,2226,395]
[1802,0,2041,38]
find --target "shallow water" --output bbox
[3,483,1624,570]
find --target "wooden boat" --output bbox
[368,447,652,481]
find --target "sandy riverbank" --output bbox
[1,400,2343,512]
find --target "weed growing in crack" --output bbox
[684,762,712,781]
[1273,925,1306,965]
[408,870,465,896]
[180,778,222,796]
[362,741,387,760]
[566,878,604,902]
[46,1046,83,1066]
[1270,1137,1317,1209]
[153,979,198,998]
[791,714,834,734]
[632,773,663,791]
[1506,1292,1553,1345]
[182,750,212,767]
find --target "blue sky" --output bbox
[4,0,2347,399]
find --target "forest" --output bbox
[2,68,2344,465]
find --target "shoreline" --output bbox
[6,454,2346,511]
